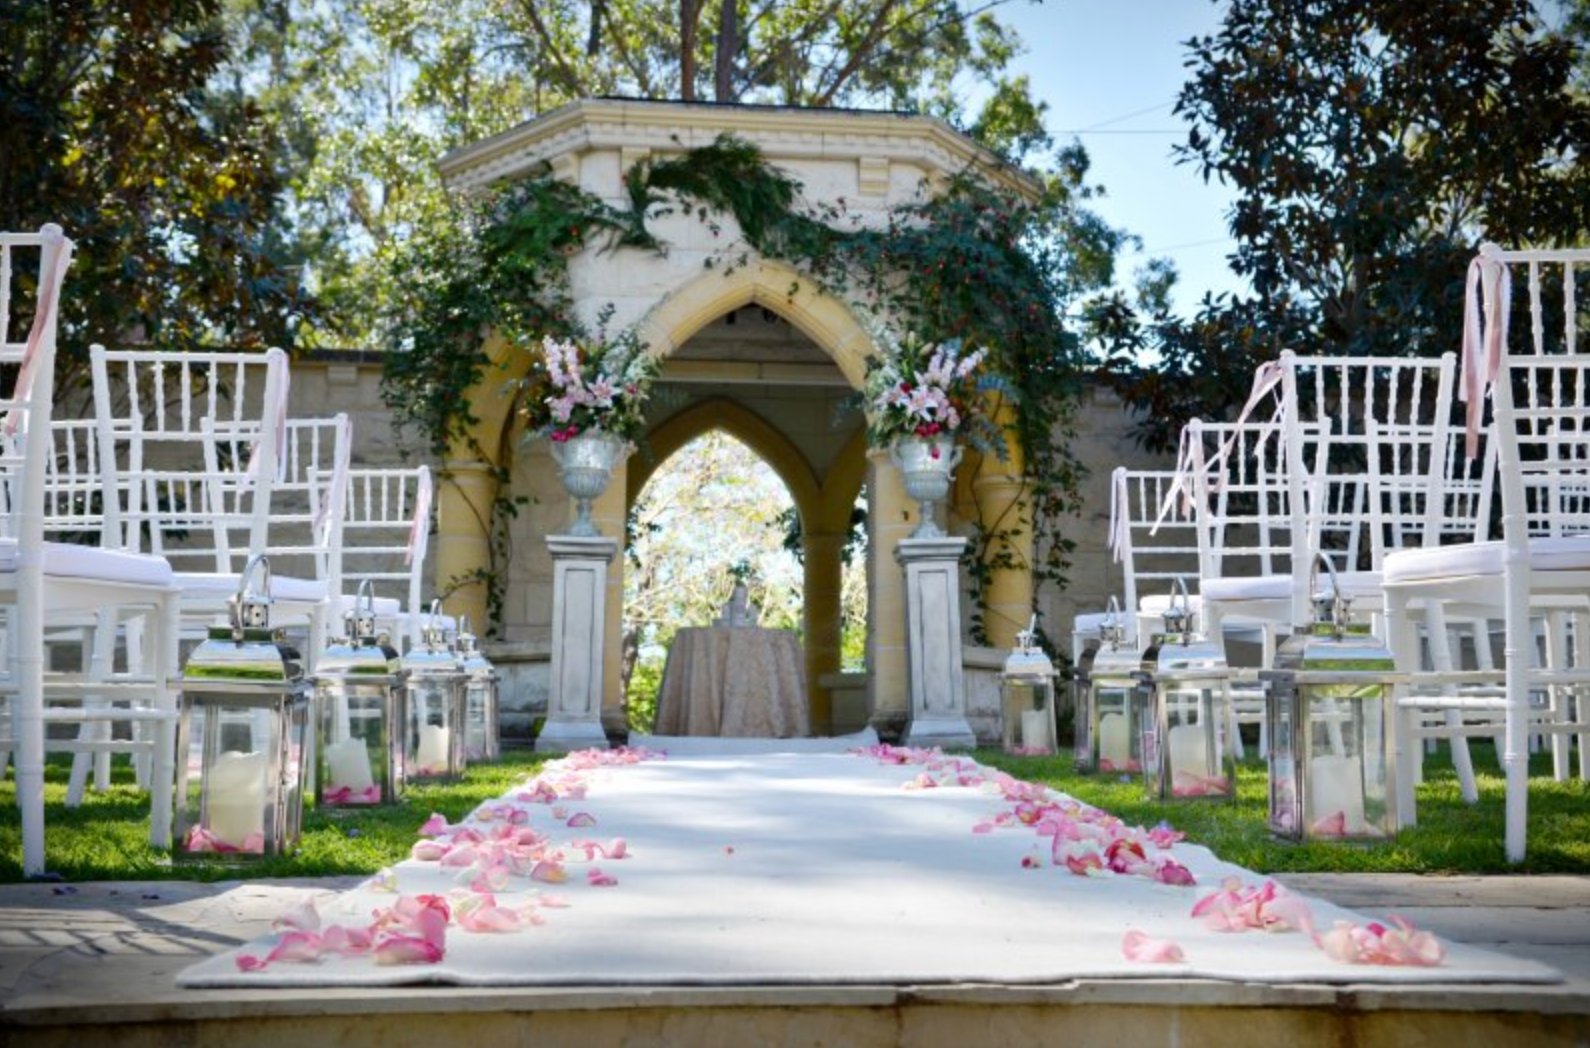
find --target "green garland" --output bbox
[383,135,1089,644]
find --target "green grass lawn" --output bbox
[2,741,1587,882]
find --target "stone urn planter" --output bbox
[549,430,630,537]
[889,433,963,539]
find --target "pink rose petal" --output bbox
[587,868,619,886]
[372,934,445,966]
[1122,929,1185,964]
[566,812,597,827]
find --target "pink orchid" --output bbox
[1316,917,1445,967]
[587,868,619,886]
[1122,929,1186,964]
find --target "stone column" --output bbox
[537,535,617,754]
[436,457,498,634]
[971,416,1033,650]
[898,536,976,749]
[867,447,913,742]
[802,529,846,735]
[592,459,629,739]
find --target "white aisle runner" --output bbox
[179,741,1559,988]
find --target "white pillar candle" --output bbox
[1308,753,1366,834]
[325,737,375,792]
[207,750,266,849]
[1020,709,1052,752]
[1099,712,1130,768]
[1167,722,1209,779]
[416,724,450,773]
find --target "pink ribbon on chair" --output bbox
[313,415,353,537]
[245,361,291,480]
[1152,358,1286,534]
[407,469,434,566]
[1459,243,1510,459]
[1108,467,1130,563]
[3,226,71,438]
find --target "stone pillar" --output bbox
[898,536,976,749]
[437,458,498,634]
[537,535,617,754]
[802,529,846,735]
[971,419,1033,650]
[592,459,630,738]
[867,447,913,742]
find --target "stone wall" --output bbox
[280,358,1171,742]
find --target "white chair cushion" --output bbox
[173,571,329,604]
[1383,536,1590,585]
[1202,569,1382,603]
[0,538,174,587]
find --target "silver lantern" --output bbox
[174,556,312,859]
[314,581,406,806]
[401,601,467,782]
[1132,579,1235,800]
[456,616,501,763]
[1072,596,1143,774]
[1001,615,1058,754]
[1261,554,1402,841]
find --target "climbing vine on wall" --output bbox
[382,134,1104,642]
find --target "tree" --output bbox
[222,0,1054,347]
[0,0,314,388]
[1094,0,1590,449]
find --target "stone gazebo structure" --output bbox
[434,98,1038,744]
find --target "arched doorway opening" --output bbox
[623,429,804,730]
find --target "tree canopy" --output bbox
[0,0,314,387]
[1091,0,1590,451]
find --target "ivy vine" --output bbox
[383,134,1093,644]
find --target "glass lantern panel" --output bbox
[195,703,277,855]
[1267,685,1301,838]
[1093,681,1139,774]
[1070,677,1092,771]
[1303,686,1388,839]
[1001,681,1053,753]
[465,680,499,762]
[407,679,463,780]
[1163,684,1229,798]
[319,683,398,805]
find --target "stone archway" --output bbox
[434,99,1036,744]
[628,396,867,732]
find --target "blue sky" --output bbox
[997,0,1245,314]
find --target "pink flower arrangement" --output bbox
[863,331,995,448]
[522,332,658,443]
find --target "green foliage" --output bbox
[0,752,547,883]
[625,659,663,734]
[389,134,1114,640]
[1093,0,1590,445]
[1,0,316,384]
